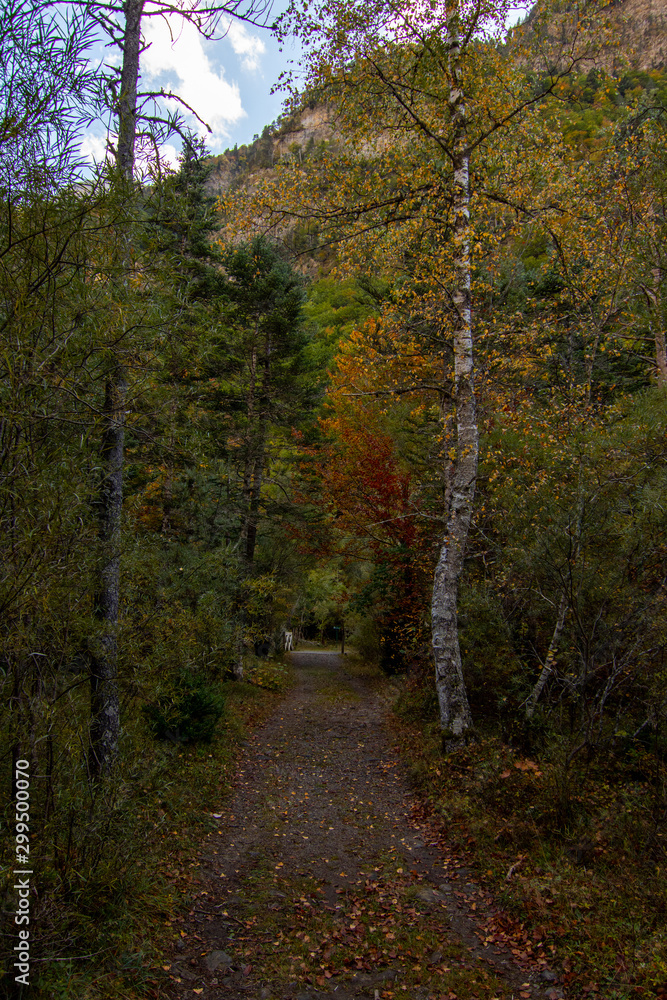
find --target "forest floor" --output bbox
[158,651,565,1000]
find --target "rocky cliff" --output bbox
[607,0,667,70]
[205,104,338,198]
[518,0,667,75]
[205,0,666,197]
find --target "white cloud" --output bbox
[222,18,266,72]
[81,133,110,164]
[141,14,247,145]
[159,142,180,169]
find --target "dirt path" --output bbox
[162,653,564,1000]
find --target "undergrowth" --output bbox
[392,672,667,1000]
[0,659,292,1000]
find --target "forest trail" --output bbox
[162,653,563,1000]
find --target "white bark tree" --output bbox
[430,1,476,741]
[231,0,614,743]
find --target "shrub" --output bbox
[348,615,380,662]
[143,670,226,744]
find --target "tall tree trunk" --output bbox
[241,339,258,557]
[645,268,667,385]
[245,415,267,564]
[432,4,476,742]
[245,330,271,563]
[90,365,127,777]
[116,0,144,181]
[232,336,260,681]
[525,591,568,720]
[526,476,585,719]
[656,318,667,384]
[89,0,142,775]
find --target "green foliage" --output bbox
[530,67,667,150]
[0,672,279,997]
[245,656,292,691]
[303,276,379,348]
[143,669,227,743]
[458,585,522,716]
[301,564,346,632]
[0,0,99,193]
[347,614,381,662]
[393,677,439,726]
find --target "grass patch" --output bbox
[343,653,388,690]
[316,675,363,704]
[244,655,294,692]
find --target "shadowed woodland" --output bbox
[1,0,666,997]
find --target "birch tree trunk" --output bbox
[525,475,585,719]
[525,592,568,720]
[647,268,667,385]
[432,4,476,743]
